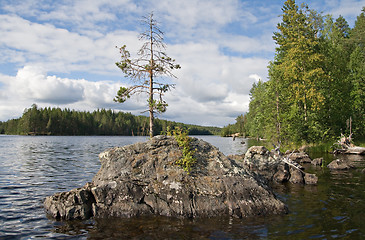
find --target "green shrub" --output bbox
[168,127,197,174]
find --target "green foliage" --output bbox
[245,80,276,140]
[169,127,197,174]
[188,126,221,135]
[114,87,130,103]
[220,114,246,137]
[230,1,365,147]
[149,99,168,113]
[0,121,5,134]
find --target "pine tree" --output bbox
[114,12,180,138]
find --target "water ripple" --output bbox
[0,135,364,239]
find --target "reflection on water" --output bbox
[0,135,364,239]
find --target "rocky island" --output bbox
[44,136,317,220]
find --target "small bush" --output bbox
[168,127,197,174]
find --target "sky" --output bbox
[0,0,364,127]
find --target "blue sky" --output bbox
[0,0,364,126]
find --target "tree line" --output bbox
[0,104,221,136]
[227,1,365,145]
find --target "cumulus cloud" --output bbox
[0,65,148,120]
[11,66,83,104]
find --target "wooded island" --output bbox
[0,104,220,136]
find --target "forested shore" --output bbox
[224,1,365,146]
[0,104,221,136]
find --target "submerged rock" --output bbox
[231,146,317,185]
[327,159,355,170]
[44,183,95,220]
[311,158,323,166]
[44,136,288,220]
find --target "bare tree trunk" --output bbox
[149,16,154,138]
[149,74,154,138]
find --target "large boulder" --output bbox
[231,146,317,185]
[44,136,288,220]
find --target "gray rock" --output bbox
[44,182,95,220]
[327,159,355,170]
[289,167,305,184]
[44,136,288,220]
[288,152,312,164]
[304,173,318,185]
[311,158,323,166]
[236,146,317,185]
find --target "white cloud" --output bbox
[163,89,247,126]
[0,14,142,76]
[301,0,365,27]
[249,74,261,82]
[1,0,139,31]
[221,34,275,55]
[11,66,84,104]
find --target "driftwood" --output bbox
[273,144,304,172]
[334,147,365,155]
[282,154,306,172]
[338,133,355,148]
[334,134,365,155]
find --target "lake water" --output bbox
[0,135,364,239]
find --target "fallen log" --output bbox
[334,146,365,155]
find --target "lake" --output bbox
[0,135,364,239]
